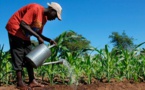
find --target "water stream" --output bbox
[60,59,78,90]
[43,59,78,90]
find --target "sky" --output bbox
[0,0,145,51]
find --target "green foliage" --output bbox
[1,30,145,85]
[0,45,14,85]
[55,30,90,54]
[109,31,135,50]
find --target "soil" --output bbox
[1,79,145,90]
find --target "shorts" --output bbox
[8,33,32,70]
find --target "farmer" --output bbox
[5,2,62,90]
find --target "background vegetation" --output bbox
[1,30,145,85]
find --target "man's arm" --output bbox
[20,20,44,44]
[37,33,57,45]
[37,33,51,41]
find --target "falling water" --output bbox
[42,59,78,89]
[60,59,78,90]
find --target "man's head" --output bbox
[46,2,62,21]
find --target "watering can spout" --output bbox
[42,59,64,66]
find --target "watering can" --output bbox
[26,43,63,68]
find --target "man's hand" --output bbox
[37,36,44,44]
[50,40,57,45]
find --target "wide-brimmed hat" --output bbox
[47,2,62,20]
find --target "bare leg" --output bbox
[26,65,35,82]
[26,65,44,87]
[16,70,32,90]
[16,70,26,87]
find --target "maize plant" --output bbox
[0,45,14,85]
[1,32,145,85]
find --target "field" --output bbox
[1,79,145,90]
[1,32,145,90]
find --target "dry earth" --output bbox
[1,80,145,90]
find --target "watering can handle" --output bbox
[48,44,56,48]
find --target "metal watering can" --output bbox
[26,43,63,68]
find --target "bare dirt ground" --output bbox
[1,80,145,90]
